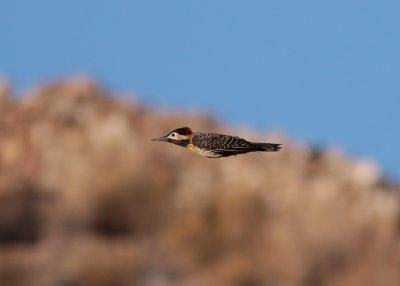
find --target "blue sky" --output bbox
[1,1,399,179]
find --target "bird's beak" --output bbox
[152,136,169,142]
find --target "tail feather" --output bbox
[252,142,282,152]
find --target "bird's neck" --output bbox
[179,139,190,147]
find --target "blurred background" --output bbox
[1,1,400,286]
[2,0,399,179]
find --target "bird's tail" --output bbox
[252,142,282,152]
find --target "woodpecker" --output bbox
[152,127,281,158]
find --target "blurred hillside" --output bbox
[0,79,399,286]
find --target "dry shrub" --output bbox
[55,239,142,286]
[0,183,44,245]
[89,174,176,238]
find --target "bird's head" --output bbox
[152,127,193,147]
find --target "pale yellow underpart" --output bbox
[187,143,221,158]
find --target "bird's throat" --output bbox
[172,139,190,147]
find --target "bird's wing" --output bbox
[194,133,252,149]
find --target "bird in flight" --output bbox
[152,127,281,158]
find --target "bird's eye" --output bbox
[171,133,175,137]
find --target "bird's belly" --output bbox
[187,144,221,158]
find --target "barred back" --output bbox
[191,132,280,157]
[192,133,253,150]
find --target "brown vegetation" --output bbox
[0,79,399,286]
